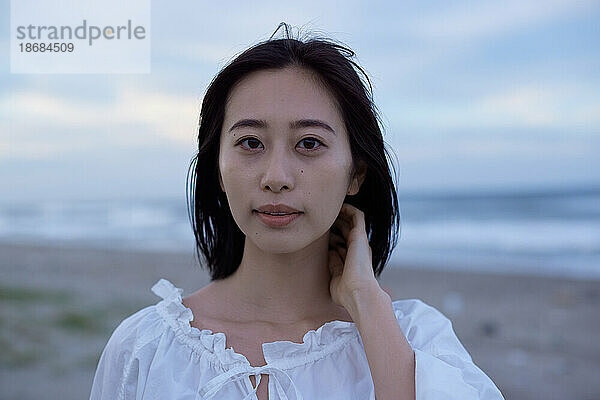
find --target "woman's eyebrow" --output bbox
[228,119,336,135]
[291,119,336,135]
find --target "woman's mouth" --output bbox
[254,210,302,228]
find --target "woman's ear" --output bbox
[347,160,367,196]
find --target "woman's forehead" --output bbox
[224,68,342,126]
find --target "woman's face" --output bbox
[218,66,364,253]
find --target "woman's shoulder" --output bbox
[390,297,471,359]
[90,282,185,400]
[105,278,199,347]
[106,304,163,349]
[391,297,451,323]
[97,279,189,362]
[390,299,505,398]
[94,304,166,384]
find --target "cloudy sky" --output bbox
[1,0,599,202]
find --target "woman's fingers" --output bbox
[329,232,347,263]
[337,244,347,260]
[340,203,367,243]
[330,203,368,257]
[332,216,351,239]
[329,230,346,247]
[328,248,344,276]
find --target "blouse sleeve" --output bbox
[395,299,505,400]
[89,306,162,400]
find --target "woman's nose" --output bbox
[260,146,295,192]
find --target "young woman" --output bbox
[90,23,505,400]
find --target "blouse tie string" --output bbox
[196,364,303,400]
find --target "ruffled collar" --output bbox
[151,278,362,370]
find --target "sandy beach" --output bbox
[0,241,598,400]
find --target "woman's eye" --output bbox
[237,137,324,151]
[239,137,262,149]
[297,137,324,151]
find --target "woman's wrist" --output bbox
[343,282,392,321]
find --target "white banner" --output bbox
[10,0,151,73]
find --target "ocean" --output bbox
[1,187,599,281]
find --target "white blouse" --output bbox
[89,278,505,400]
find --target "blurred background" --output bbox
[1,1,599,399]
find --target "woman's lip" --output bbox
[254,210,302,228]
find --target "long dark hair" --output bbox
[186,22,401,281]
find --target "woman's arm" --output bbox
[328,203,415,399]
[329,203,504,400]
[346,284,416,400]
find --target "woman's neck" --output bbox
[210,232,346,325]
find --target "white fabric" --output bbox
[89,278,505,400]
